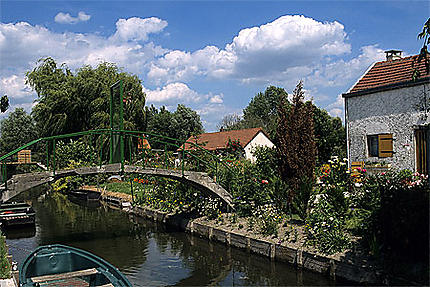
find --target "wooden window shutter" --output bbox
[378,134,393,157]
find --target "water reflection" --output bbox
[7,190,336,286]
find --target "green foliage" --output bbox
[55,139,96,169]
[0,234,11,279]
[199,197,223,221]
[51,161,85,192]
[313,108,346,163]
[219,86,286,138]
[129,176,204,213]
[277,81,316,216]
[306,157,352,254]
[291,176,314,220]
[307,194,350,255]
[145,104,203,149]
[224,138,244,158]
[0,108,37,155]
[26,57,146,137]
[217,113,242,131]
[242,86,287,139]
[418,18,430,47]
[357,170,429,259]
[254,204,283,236]
[217,159,272,216]
[0,95,8,113]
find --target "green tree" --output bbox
[0,108,37,155]
[145,104,203,149]
[172,104,203,143]
[217,113,242,131]
[313,108,346,163]
[418,18,430,51]
[26,57,146,137]
[242,86,288,139]
[277,81,316,218]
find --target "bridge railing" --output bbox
[0,129,234,192]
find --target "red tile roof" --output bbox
[180,127,267,151]
[346,53,430,95]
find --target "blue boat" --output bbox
[19,244,132,287]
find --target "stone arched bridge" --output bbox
[0,163,234,208]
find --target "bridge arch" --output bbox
[1,164,234,208]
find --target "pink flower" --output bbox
[261,180,269,184]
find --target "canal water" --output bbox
[5,188,337,286]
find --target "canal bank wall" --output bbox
[95,191,383,285]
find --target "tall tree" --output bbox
[172,104,204,142]
[145,104,203,149]
[0,108,37,154]
[242,86,288,139]
[277,81,316,216]
[217,113,242,131]
[313,108,346,163]
[26,57,146,137]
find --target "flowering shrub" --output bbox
[307,194,350,254]
[130,176,204,213]
[216,159,273,217]
[198,197,223,221]
[254,203,283,236]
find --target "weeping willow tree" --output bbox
[26,57,146,137]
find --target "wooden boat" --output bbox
[0,202,35,227]
[19,244,132,287]
[68,189,101,201]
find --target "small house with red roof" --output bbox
[180,127,274,162]
[342,50,430,174]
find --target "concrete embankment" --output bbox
[92,189,383,285]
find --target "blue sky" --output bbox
[1,1,428,131]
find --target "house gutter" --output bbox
[342,77,430,98]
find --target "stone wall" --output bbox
[345,83,430,170]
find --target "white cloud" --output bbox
[143,82,202,103]
[209,94,223,104]
[0,17,168,77]
[148,15,351,84]
[111,17,168,42]
[0,74,33,99]
[307,45,385,88]
[0,17,169,118]
[54,11,91,24]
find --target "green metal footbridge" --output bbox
[0,128,235,208]
[0,80,235,207]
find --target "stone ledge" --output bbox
[101,196,382,285]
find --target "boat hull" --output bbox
[19,244,132,287]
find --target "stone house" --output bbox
[180,127,274,162]
[342,50,430,174]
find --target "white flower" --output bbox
[354,182,362,187]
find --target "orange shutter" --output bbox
[378,134,393,158]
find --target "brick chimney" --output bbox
[385,50,403,61]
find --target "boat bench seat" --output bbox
[31,268,98,283]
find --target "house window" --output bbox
[367,134,393,158]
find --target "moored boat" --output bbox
[19,244,132,287]
[0,202,35,227]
